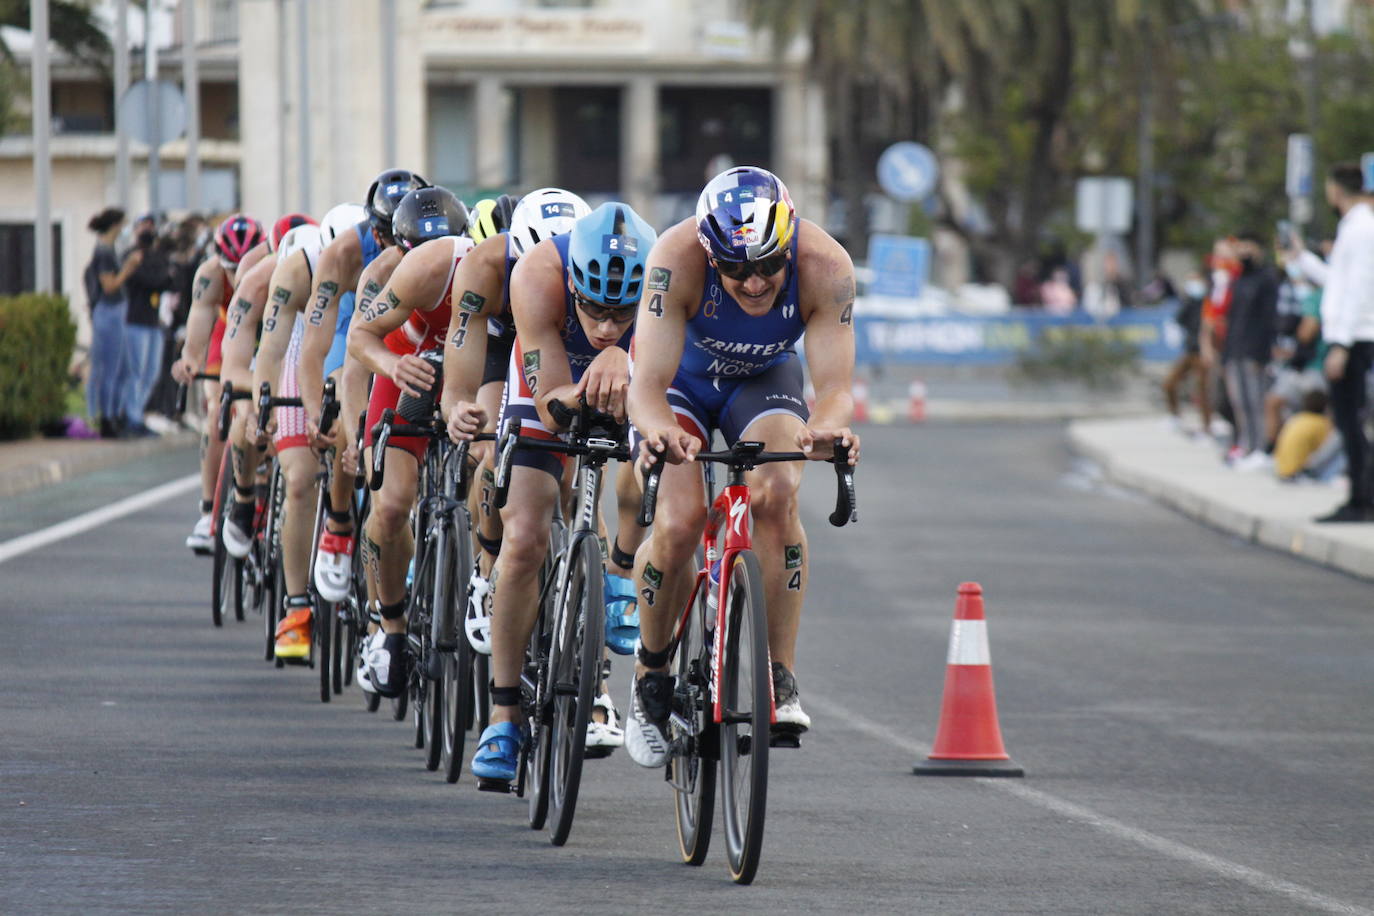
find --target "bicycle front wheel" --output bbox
[442,510,477,784]
[672,560,716,866]
[719,550,770,885]
[547,535,604,846]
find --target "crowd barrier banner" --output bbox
[852,305,1183,366]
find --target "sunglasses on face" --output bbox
[573,291,637,325]
[713,251,788,281]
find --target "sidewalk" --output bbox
[0,428,198,500]
[1069,415,1374,582]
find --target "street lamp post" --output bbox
[32,0,53,294]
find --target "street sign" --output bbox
[118,80,187,146]
[867,233,931,299]
[877,142,939,202]
[1074,177,1133,235]
[1286,133,1314,199]
[1363,152,1374,193]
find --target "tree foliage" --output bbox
[747,0,1374,283]
[0,0,112,135]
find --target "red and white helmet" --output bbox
[269,212,317,252]
[213,214,265,265]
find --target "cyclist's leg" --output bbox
[487,464,558,726]
[222,401,261,556]
[275,446,317,597]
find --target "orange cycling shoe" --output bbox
[274,606,313,661]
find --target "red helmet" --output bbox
[213,214,265,265]
[270,212,317,251]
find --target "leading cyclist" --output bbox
[624,166,860,767]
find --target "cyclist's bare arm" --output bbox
[175,258,226,379]
[508,241,575,432]
[251,251,312,404]
[338,253,402,450]
[797,224,860,465]
[627,219,705,464]
[220,256,276,394]
[347,238,449,395]
[299,233,364,424]
[441,235,506,438]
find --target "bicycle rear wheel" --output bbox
[316,596,333,703]
[525,600,554,830]
[210,454,243,626]
[672,564,717,866]
[718,550,770,885]
[262,466,285,664]
[547,535,604,846]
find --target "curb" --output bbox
[1067,419,1374,582]
[0,429,199,501]
[864,398,1157,424]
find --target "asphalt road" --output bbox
[2,425,1372,914]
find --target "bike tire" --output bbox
[263,467,285,664]
[442,510,477,783]
[547,535,604,847]
[718,550,770,885]
[316,595,332,704]
[330,602,348,694]
[673,561,717,866]
[525,597,554,830]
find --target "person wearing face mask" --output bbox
[1161,270,1213,435]
[1219,231,1279,470]
[120,218,176,437]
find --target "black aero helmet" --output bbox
[365,168,430,243]
[392,187,470,252]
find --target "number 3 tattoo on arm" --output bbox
[308,280,339,327]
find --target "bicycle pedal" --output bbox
[769,726,803,749]
[475,777,516,794]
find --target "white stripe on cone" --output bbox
[946,619,991,666]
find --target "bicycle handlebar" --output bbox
[216,382,250,441]
[318,378,340,437]
[637,439,857,529]
[493,398,631,511]
[368,408,493,492]
[256,382,304,437]
[173,371,219,417]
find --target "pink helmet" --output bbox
[270,212,317,252]
[213,214,265,265]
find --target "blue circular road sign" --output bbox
[877,142,939,202]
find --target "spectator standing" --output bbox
[1311,162,1374,522]
[120,220,175,437]
[1220,231,1278,469]
[1161,271,1213,434]
[83,207,142,439]
[1263,256,1325,449]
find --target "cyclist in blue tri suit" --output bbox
[444,202,657,785]
[439,189,591,658]
[298,169,428,604]
[624,166,861,767]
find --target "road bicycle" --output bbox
[304,378,345,702]
[488,399,628,846]
[371,406,492,778]
[638,439,856,884]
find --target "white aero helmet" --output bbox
[277,224,324,263]
[320,202,368,246]
[508,187,591,258]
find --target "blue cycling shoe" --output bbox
[471,721,524,784]
[603,572,639,656]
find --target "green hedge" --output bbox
[0,294,77,440]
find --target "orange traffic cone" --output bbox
[913,583,1024,776]
[852,379,870,424]
[907,379,927,423]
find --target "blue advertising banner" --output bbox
[853,305,1183,366]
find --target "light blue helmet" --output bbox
[566,202,658,307]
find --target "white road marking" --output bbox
[0,474,200,566]
[807,695,1373,916]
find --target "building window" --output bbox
[554,86,621,193]
[209,0,239,43]
[659,87,772,193]
[0,224,63,296]
[428,85,476,193]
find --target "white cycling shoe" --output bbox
[585,693,624,758]
[313,531,355,603]
[186,515,213,555]
[464,571,493,655]
[221,504,253,559]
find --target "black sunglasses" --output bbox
[573,291,637,324]
[713,251,788,281]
